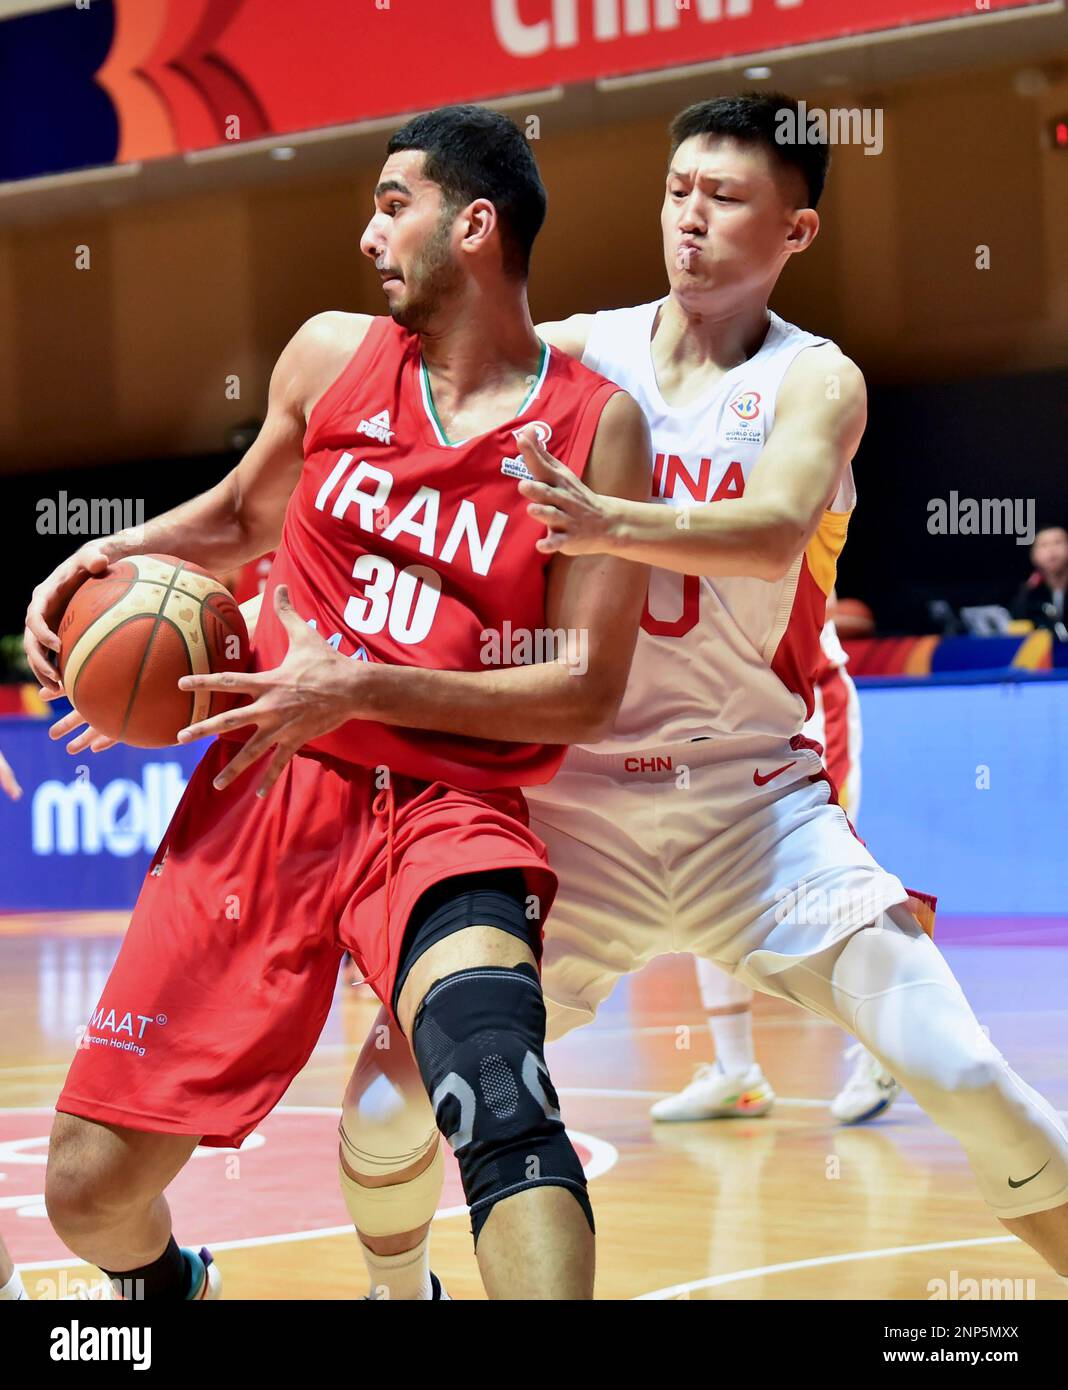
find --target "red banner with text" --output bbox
[87,0,1059,164]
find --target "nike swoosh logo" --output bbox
[1008,1158,1051,1189]
[753,760,797,787]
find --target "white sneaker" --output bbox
[650,1061,775,1122]
[831,1044,901,1124]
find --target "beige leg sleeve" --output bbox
[338,1007,443,1238]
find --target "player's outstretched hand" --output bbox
[176,585,357,797]
[48,707,119,756]
[0,748,22,800]
[515,425,619,556]
[24,541,115,698]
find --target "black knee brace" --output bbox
[411,962,594,1243]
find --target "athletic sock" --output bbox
[360,1234,433,1301]
[0,1268,27,1301]
[102,1234,189,1301]
[708,1009,756,1076]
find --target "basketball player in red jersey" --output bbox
[23,106,650,1301]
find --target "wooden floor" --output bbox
[2,912,1066,1300]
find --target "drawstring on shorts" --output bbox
[359,781,397,993]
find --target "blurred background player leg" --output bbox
[650,963,775,1122]
[812,608,902,1125]
[0,1234,28,1301]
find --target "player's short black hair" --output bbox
[669,93,830,209]
[386,105,547,278]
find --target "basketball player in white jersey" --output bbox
[334,93,1068,1296]
[653,596,902,1125]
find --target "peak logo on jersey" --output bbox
[729,392,761,421]
[357,410,395,444]
[501,420,552,481]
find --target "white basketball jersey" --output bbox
[579,298,851,755]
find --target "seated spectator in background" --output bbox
[1011,526,1068,637]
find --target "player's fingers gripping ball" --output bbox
[57,554,250,748]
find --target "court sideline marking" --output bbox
[634,1235,1024,1300]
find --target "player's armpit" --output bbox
[541,391,652,741]
[535,314,594,361]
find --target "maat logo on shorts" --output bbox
[78,1005,168,1059]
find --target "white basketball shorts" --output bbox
[525,733,908,1040]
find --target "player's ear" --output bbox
[785,208,819,256]
[460,199,497,257]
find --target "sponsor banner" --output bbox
[858,678,1066,915]
[0,715,204,910]
[0,0,1050,182]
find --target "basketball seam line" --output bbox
[121,559,194,741]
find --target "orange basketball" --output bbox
[57,554,250,748]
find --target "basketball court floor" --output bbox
[2,910,1065,1301]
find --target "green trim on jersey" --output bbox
[418,339,550,448]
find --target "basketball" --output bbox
[831,597,876,639]
[57,554,250,748]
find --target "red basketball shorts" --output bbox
[57,740,556,1147]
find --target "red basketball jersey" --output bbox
[250,316,621,789]
[232,553,275,606]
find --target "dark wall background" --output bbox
[839,367,1067,632]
